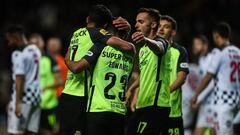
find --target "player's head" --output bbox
[212,22,231,47]
[135,8,160,37]
[87,5,114,29]
[47,37,62,55]
[192,35,209,56]
[5,24,27,47]
[29,33,45,51]
[158,15,177,41]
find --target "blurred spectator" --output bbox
[47,37,68,97]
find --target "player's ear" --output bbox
[86,16,90,24]
[171,30,176,37]
[151,22,157,29]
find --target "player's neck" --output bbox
[147,30,158,39]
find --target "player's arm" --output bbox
[132,32,168,55]
[65,43,105,73]
[14,53,25,117]
[170,46,189,92]
[15,75,25,117]
[126,72,139,105]
[191,49,221,109]
[170,71,188,92]
[89,28,134,52]
[130,87,139,112]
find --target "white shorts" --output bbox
[196,101,214,128]
[212,105,236,135]
[7,101,41,134]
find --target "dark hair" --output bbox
[137,8,161,28]
[194,35,209,45]
[88,5,114,28]
[161,15,177,31]
[5,24,25,35]
[212,22,231,38]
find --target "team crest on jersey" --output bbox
[100,29,108,35]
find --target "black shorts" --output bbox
[58,93,87,135]
[40,107,57,130]
[167,117,184,135]
[86,112,124,135]
[127,106,170,135]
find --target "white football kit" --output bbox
[207,45,240,135]
[8,44,41,134]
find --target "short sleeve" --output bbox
[207,48,221,74]
[83,43,106,65]
[155,36,169,54]
[177,46,189,73]
[14,52,25,75]
[88,28,112,44]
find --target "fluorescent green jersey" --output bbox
[40,53,59,109]
[137,37,171,109]
[87,46,134,115]
[169,43,189,117]
[62,27,111,97]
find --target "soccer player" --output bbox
[192,35,215,135]
[47,37,68,97]
[129,8,169,135]
[6,25,41,135]
[59,5,134,135]
[191,22,240,135]
[29,33,63,135]
[158,15,189,135]
[65,24,135,135]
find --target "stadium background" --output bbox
[0,0,240,134]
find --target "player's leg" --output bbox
[25,105,40,135]
[7,101,29,135]
[86,112,108,135]
[59,94,86,135]
[214,105,235,135]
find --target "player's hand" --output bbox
[113,17,131,32]
[191,95,199,110]
[125,89,132,106]
[132,32,145,45]
[15,102,22,118]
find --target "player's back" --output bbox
[217,45,240,91]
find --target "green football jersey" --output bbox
[62,27,111,97]
[168,43,189,117]
[40,54,59,109]
[137,41,171,109]
[87,46,133,115]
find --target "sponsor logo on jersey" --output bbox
[180,63,189,68]
[86,51,93,56]
[100,29,108,35]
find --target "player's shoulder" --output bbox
[211,48,221,55]
[172,42,188,54]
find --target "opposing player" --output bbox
[128,8,169,135]
[6,25,41,135]
[192,35,215,135]
[192,22,240,135]
[60,5,133,135]
[158,15,189,135]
